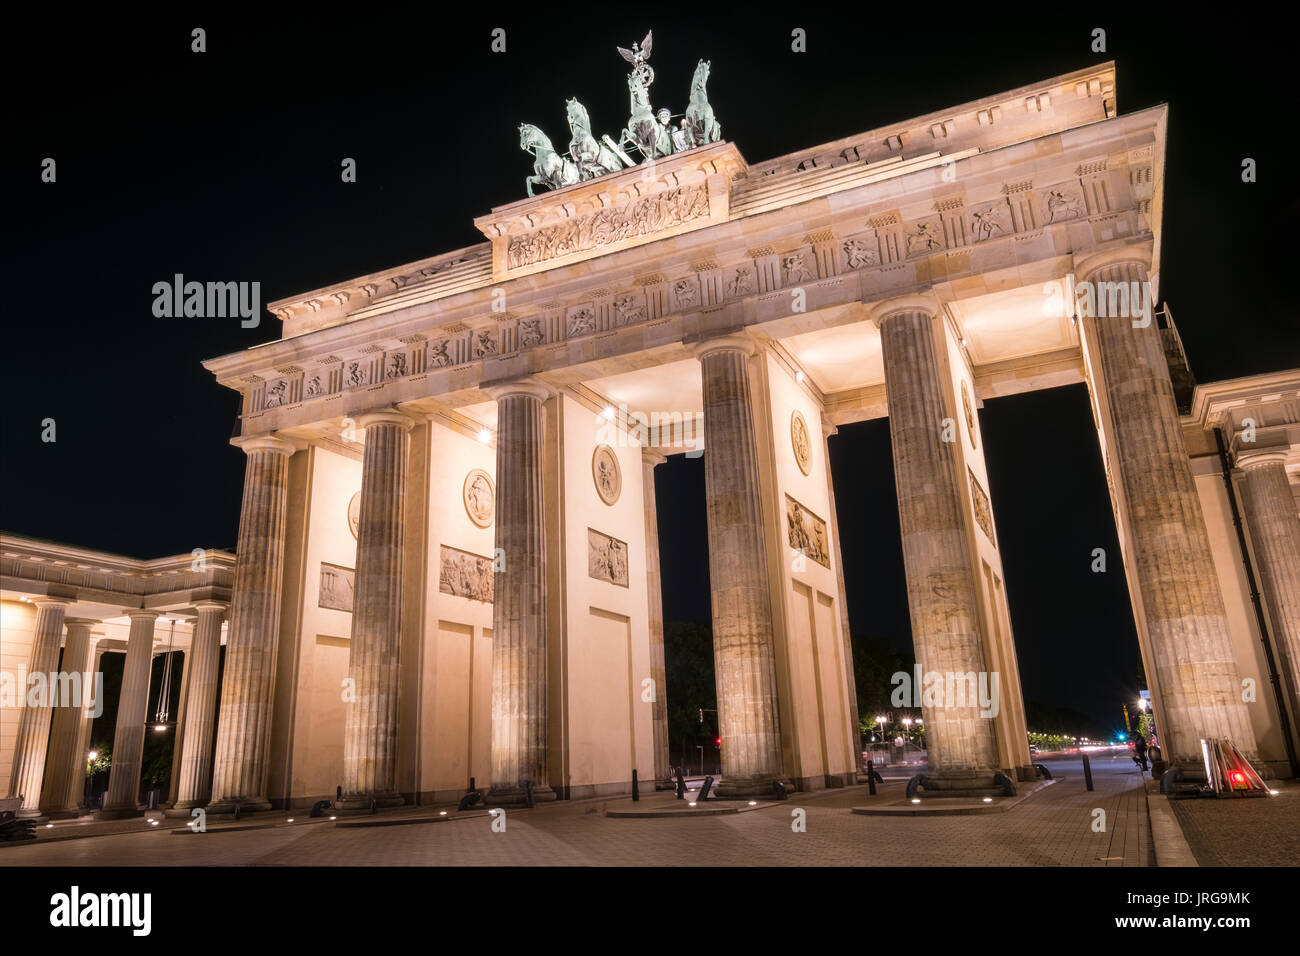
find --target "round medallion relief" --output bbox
[961,380,977,449]
[592,445,622,505]
[347,491,362,540]
[463,468,496,528]
[790,410,812,476]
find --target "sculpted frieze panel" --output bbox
[785,494,830,569]
[505,182,710,271]
[968,468,995,544]
[439,545,494,602]
[588,528,629,587]
[319,563,355,612]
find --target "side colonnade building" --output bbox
[4,64,1299,816]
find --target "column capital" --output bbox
[121,608,160,621]
[192,600,230,614]
[865,292,940,327]
[31,595,74,609]
[1235,446,1291,471]
[642,448,667,467]
[64,617,100,628]
[232,434,298,457]
[685,331,757,360]
[1073,245,1153,283]
[483,378,554,403]
[355,408,419,430]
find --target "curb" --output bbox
[1145,791,1199,867]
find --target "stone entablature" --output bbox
[0,534,235,603]
[210,90,1161,443]
[1184,371,1300,476]
[265,65,1116,342]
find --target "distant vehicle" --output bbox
[1028,744,1040,754]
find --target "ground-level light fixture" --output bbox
[910,798,921,804]
[983,797,993,803]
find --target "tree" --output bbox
[664,620,719,764]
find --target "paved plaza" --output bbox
[1,756,1152,867]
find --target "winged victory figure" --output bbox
[617,30,654,85]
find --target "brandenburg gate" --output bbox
[5,46,1299,816]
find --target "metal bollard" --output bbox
[1082,753,1094,791]
[867,759,877,796]
[632,769,640,802]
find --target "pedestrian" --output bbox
[1133,732,1148,772]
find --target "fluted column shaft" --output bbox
[339,412,412,809]
[1083,258,1258,764]
[488,384,555,804]
[641,451,672,786]
[7,598,70,818]
[1238,452,1300,716]
[39,618,98,816]
[102,610,159,816]
[207,436,295,811]
[696,339,783,796]
[879,307,1000,787]
[170,604,227,810]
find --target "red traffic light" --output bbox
[714,737,721,748]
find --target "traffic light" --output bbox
[714,736,721,749]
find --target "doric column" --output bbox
[1079,254,1258,765]
[339,410,414,810]
[691,335,784,797]
[821,419,863,774]
[207,434,296,812]
[487,380,556,805]
[166,638,191,808]
[6,597,71,819]
[641,450,672,787]
[1236,448,1300,716]
[169,603,227,813]
[39,618,99,817]
[101,610,159,818]
[876,300,1000,789]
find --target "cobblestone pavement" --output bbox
[0,756,1149,867]
[1170,778,1300,866]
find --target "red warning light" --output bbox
[1228,770,1248,790]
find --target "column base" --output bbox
[715,775,786,799]
[98,806,143,820]
[916,769,1002,793]
[164,800,209,819]
[205,796,272,815]
[485,784,558,806]
[40,808,85,821]
[334,791,406,812]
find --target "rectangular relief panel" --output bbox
[439,545,495,602]
[319,563,355,612]
[587,528,630,587]
[785,494,831,569]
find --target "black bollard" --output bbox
[675,768,686,800]
[697,776,714,801]
[1082,753,1094,791]
[524,780,535,809]
[632,769,640,802]
[469,777,476,793]
[867,759,877,796]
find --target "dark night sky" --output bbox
[4,12,1295,732]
